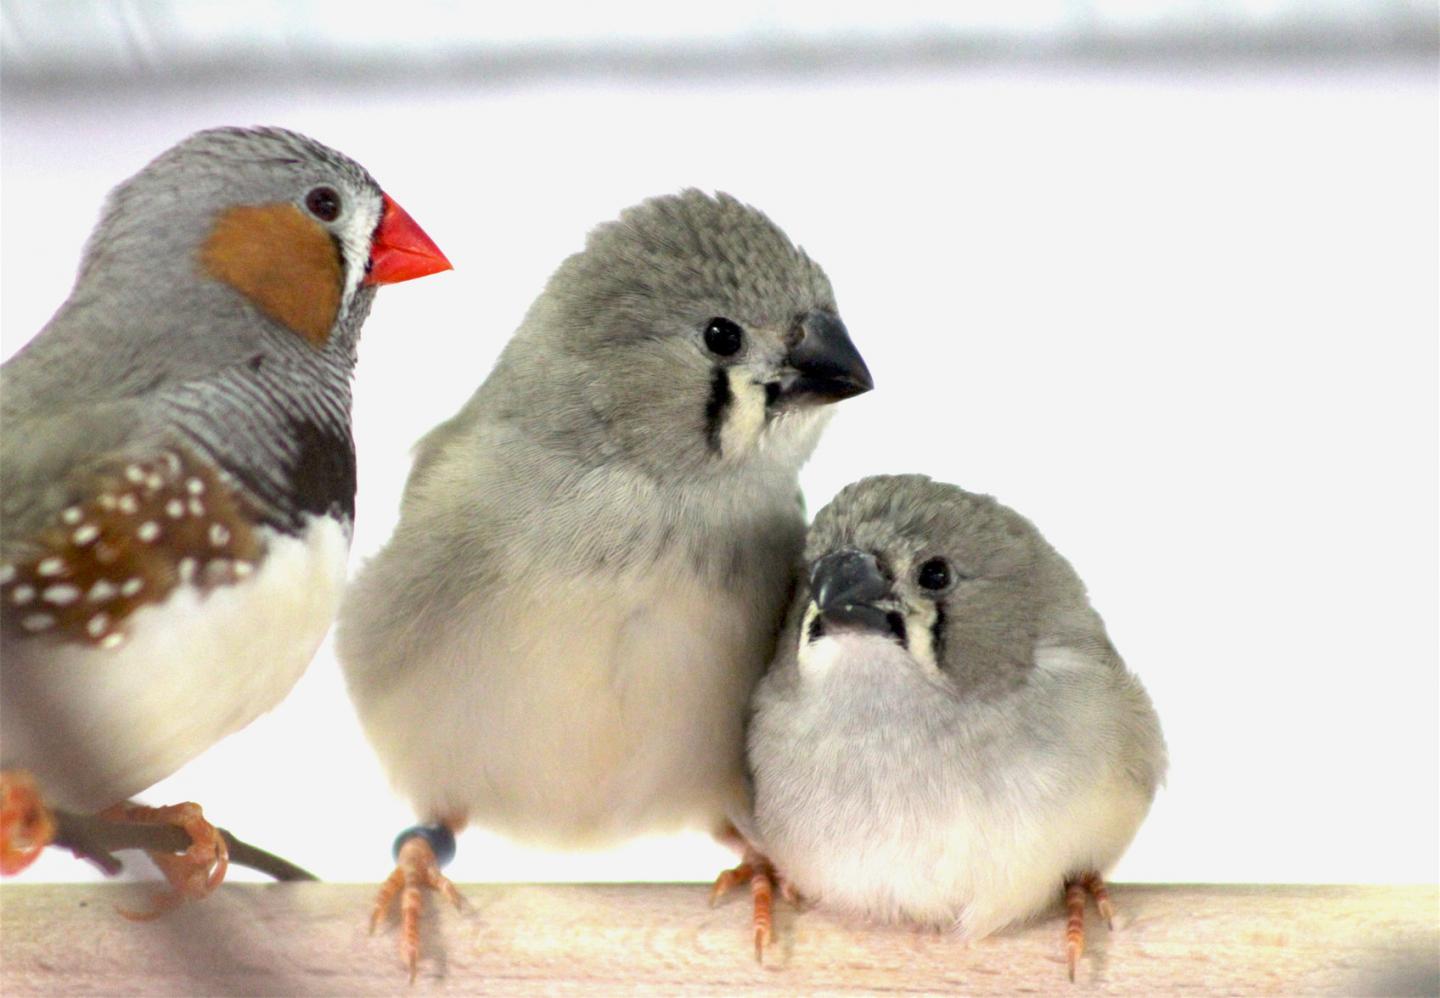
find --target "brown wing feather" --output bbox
[0,446,264,649]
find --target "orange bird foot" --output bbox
[98,801,229,919]
[710,845,783,963]
[371,825,464,982]
[1064,871,1117,982]
[0,770,56,876]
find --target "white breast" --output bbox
[353,548,782,846]
[756,635,1155,939]
[0,516,348,811]
[771,758,1152,939]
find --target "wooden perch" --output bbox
[1,882,1435,995]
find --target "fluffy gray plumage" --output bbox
[749,475,1166,940]
[340,190,871,848]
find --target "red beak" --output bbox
[364,194,452,286]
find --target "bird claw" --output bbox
[100,801,228,919]
[754,922,770,963]
[1089,875,1117,930]
[1062,871,1117,981]
[0,770,56,876]
[710,847,779,963]
[371,834,463,981]
[709,861,754,907]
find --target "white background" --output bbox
[2,4,1436,888]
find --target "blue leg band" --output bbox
[391,823,456,867]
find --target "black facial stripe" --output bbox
[703,367,731,455]
[329,232,349,289]
[365,208,388,280]
[807,614,826,643]
[886,611,908,645]
[931,603,946,666]
[764,381,781,408]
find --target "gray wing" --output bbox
[338,412,521,698]
[0,398,153,553]
[1037,635,1168,800]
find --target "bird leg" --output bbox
[0,770,56,876]
[99,801,228,919]
[1086,871,1116,928]
[1063,871,1116,981]
[1064,878,1086,981]
[710,844,782,963]
[371,822,464,982]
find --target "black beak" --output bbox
[809,548,896,637]
[778,310,873,405]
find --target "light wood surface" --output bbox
[1,882,1435,995]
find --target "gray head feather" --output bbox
[765,474,1166,794]
[423,190,842,484]
[552,189,835,338]
[803,475,1092,699]
[78,126,379,289]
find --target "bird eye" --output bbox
[917,557,953,592]
[703,317,744,357]
[304,186,342,222]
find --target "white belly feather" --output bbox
[354,550,776,846]
[0,517,348,811]
[771,763,1151,939]
[756,635,1154,939]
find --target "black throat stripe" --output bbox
[930,603,946,666]
[329,232,349,288]
[703,367,731,455]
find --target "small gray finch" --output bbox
[743,475,1166,979]
[338,189,872,978]
[0,126,450,901]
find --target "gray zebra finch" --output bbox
[744,475,1166,980]
[0,125,450,903]
[338,189,871,979]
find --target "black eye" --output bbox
[703,317,744,357]
[917,557,953,592]
[305,186,341,222]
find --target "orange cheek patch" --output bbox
[200,203,343,347]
